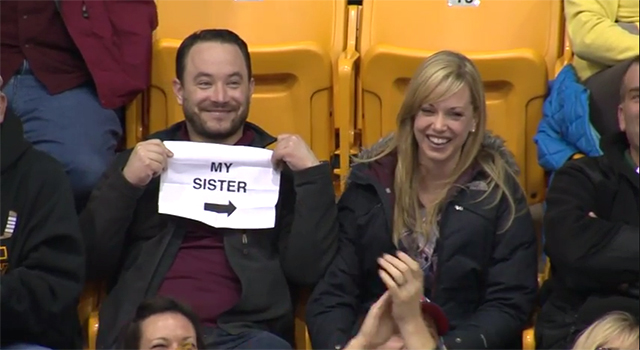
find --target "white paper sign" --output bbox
[158,141,281,229]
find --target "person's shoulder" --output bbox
[21,147,69,184]
[20,148,71,193]
[563,154,603,168]
[15,148,75,208]
[557,154,611,181]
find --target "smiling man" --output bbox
[80,29,338,349]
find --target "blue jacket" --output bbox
[534,65,602,172]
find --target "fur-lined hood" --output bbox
[348,131,520,194]
[357,131,519,173]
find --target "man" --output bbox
[80,29,338,349]
[0,76,85,349]
[535,57,640,349]
[0,0,157,210]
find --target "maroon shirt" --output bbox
[0,1,91,94]
[156,124,255,326]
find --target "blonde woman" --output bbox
[573,312,639,350]
[306,51,538,350]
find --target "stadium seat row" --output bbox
[126,0,571,203]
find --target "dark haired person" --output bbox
[80,29,338,349]
[536,57,640,349]
[0,75,85,349]
[120,297,205,350]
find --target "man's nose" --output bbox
[209,83,229,102]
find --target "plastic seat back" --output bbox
[356,0,565,204]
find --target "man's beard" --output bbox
[182,99,250,142]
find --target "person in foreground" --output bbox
[0,75,85,348]
[306,50,538,350]
[120,296,206,350]
[342,266,449,350]
[80,29,338,349]
[571,311,639,350]
[535,57,640,349]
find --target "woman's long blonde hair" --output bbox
[357,50,519,244]
[573,311,639,350]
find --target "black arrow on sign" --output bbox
[204,201,237,217]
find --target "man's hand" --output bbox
[122,139,173,187]
[271,134,320,171]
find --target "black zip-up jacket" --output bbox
[80,121,338,349]
[535,132,639,349]
[306,133,538,350]
[0,110,84,348]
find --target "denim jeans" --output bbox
[203,327,293,350]
[2,344,51,350]
[2,61,122,210]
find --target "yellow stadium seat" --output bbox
[88,310,99,350]
[143,0,353,167]
[522,327,535,349]
[335,5,361,190]
[556,31,574,77]
[542,256,552,285]
[338,0,566,204]
[295,289,313,350]
[572,153,585,160]
[124,94,146,148]
[78,281,104,350]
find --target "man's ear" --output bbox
[172,78,184,105]
[618,103,627,132]
[249,77,255,96]
[0,92,7,124]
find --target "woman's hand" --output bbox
[395,315,439,350]
[348,292,396,349]
[377,252,424,324]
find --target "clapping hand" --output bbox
[377,252,424,323]
[348,292,397,349]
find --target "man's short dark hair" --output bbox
[119,296,205,349]
[175,29,252,82]
[620,56,640,102]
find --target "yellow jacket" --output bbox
[565,0,639,81]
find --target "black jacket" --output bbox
[535,132,639,349]
[0,111,85,348]
[306,133,538,350]
[80,121,338,349]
